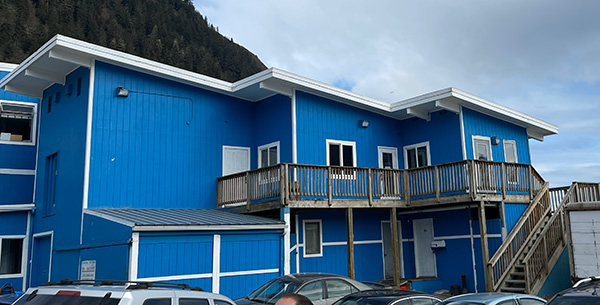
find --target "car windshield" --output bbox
[333,296,390,305]
[246,279,302,304]
[548,296,600,305]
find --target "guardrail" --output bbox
[217,160,542,208]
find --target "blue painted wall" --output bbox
[504,203,529,233]
[397,110,463,167]
[296,91,402,167]
[0,69,40,206]
[255,94,292,164]
[462,107,531,163]
[88,61,259,209]
[31,66,91,285]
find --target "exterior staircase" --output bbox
[486,182,600,294]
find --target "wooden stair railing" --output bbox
[486,182,551,292]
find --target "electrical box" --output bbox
[431,240,446,248]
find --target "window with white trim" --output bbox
[0,237,24,276]
[327,140,356,167]
[0,101,36,144]
[303,220,323,257]
[504,140,519,184]
[258,141,280,168]
[403,142,430,169]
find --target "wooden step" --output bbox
[506,279,526,286]
[501,287,526,293]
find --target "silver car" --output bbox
[235,273,372,305]
[438,293,546,305]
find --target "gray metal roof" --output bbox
[86,208,284,229]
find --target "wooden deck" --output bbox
[217,160,546,212]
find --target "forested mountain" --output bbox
[0,0,267,82]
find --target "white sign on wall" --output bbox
[81,260,96,280]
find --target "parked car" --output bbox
[546,277,600,305]
[11,279,235,305]
[438,293,546,305]
[235,273,372,305]
[333,289,442,305]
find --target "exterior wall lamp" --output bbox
[491,136,501,145]
[116,87,129,97]
[360,120,370,128]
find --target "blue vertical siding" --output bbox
[89,61,257,209]
[398,110,463,167]
[504,203,529,233]
[138,233,213,278]
[0,174,34,204]
[0,212,27,234]
[221,273,277,300]
[220,232,281,272]
[255,95,292,163]
[80,245,130,280]
[32,66,90,252]
[295,91,402,167]
[462,107,530,163]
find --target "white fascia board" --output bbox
[269,68,392,112]
[133,224,286,232]
[391,88,454,111]
[231,68,274,91]
[83,209,136,227]
[450,88,559,135]
[0,204,35,212]
[53,35,233,92]
[0,35,60,89]
[0,63,18,72]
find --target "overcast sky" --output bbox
[193,0,600,187]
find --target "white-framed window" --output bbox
[0,236,25,277]
[258,141,280,168]
[504,140,519,184]
[0,100,37,145]
[327,140,356,179]
[403,141,430,169]
[303,219,323,257]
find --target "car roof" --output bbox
[348,289,437,298]
[442,293,545,304]
[554,279,600,298]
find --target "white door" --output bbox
[473,137,492,161]
[222,146,250,176]
[413,218,436,277]
[378,147,400,197]
[382,221,404,279]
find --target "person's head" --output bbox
[275,293,313,305]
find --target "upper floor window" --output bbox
[258,141,280,168]
[0,237,24,276]
[503,140,517,163]
[404,141,430,169]
[327,140,356,167]
[0,101,36,144]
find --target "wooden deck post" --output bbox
[434,165,440,202]
[391,207,401,287]
[346,208,355,279]
[246,172,251,211]
[479,200,492,291]
[281,164,288,206]
[501,163,506,199]
[328,166,333,206]
[403,171,411,206]
[529,165,534,200]
[469,160,477,200]
[368,169,373,206]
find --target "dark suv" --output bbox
[547,277,600,305]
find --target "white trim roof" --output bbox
[0,62,18,72]
[0,34,557,140]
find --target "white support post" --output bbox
[212,235,221,293]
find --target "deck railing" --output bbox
[217,160,541,208]
[522,182,600,294]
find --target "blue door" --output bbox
[30,235,52,287]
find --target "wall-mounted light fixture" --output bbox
[116,87,129,97]
[360,120,370,128]
[491,136,501,145]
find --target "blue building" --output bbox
[0,35,567,298]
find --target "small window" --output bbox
[325,279,356,299]
[0,101,36,143]
[503,140,517,163]
[404,142,430,169]
[498,300,518,305]
[327,140,355,167]
[180,299,209,305]
[258,141,280,168]
[143,299,171,305]
[298,281,323,302]
[303,220,322,257]
[0,238,24,275]
[44,153,58,215]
